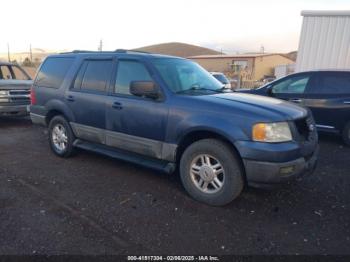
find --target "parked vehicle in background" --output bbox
[210,72,231,89]
[261,75,276,84]
[30,50,318,206]
[0,62,32,116]
[237,70,350,145]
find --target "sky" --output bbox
[1,0,350,54]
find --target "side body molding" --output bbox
[70,122,177,162]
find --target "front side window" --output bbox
[35,57,74,88]
[115,60,152,95]
[152,58,222,93]
[272,75,310,94]
[73,60,113,92]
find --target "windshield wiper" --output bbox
[177,86,222,94]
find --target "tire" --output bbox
[48,115,76,157]
[179,139,244,206]
[342,122,350,146]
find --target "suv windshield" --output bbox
[152,58,223,94]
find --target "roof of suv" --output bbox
[57,49,184,60]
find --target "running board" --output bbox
[73,139,176,174]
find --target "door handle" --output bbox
[66,95,75,102]
[112,101,123,110]
[343,101,350,104]
[290,98,302,103]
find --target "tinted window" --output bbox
[272,75,310,94]
[317,72,350,94]
[115,60,152,95]
[77,60,112,92]
[35,57,74,88]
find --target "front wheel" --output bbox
[48,115,76,157]
[179,139,244,206]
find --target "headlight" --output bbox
[252,122,292,142]
[0,90,9,96]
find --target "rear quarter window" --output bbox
[34,57,74,88]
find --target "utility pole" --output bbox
[260,45,265,54]
[7,43,10,62]
[98,39,103,51]
[30,44,33,61]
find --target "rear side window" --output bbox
[318,72,350,94]
[35,57,74,88]
[73,60,112,93]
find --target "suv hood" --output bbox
[199,93,307,121]
[0,80,32,90]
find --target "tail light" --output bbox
[30,86,36,105]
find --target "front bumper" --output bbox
[0,104,29,116]
[241,144,319,187]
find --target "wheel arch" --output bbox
[45,99,75,125]
[175,129,247,183]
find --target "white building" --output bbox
[295,10,350,72]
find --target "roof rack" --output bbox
[60,49,150,54]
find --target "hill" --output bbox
[134,42,223,57]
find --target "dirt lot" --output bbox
[0,117,349,255]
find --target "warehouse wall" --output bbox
[296,11,350,71]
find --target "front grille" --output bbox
[9,90,30,96]
[0,89,30,104]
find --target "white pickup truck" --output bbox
[0,62,33,116]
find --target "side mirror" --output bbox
[130,81,161,100]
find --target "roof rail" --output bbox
[60,49,150,54]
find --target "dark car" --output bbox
[238,70,350,145]
[30,50,318,206]
[0,62,32,116]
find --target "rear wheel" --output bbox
[48,115,76,157]
[342,122,350,146]
[179,139,244,206]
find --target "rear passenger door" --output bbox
[66,58,113,144]
[105,59,169,159]
[303,71,350,132]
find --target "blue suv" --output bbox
[30,50,318,206]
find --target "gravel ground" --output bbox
[0,117,349,255]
